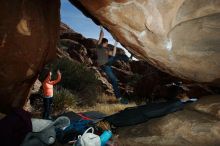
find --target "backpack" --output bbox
[75,127,101,146]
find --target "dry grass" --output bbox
[68,94,135,115]
[95,103,135,114]
[97,94,118,103]
[68,103,135,115]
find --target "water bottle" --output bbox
[100,130,112,146]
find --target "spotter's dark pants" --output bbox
[43,97,53,119]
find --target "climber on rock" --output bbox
[96,26,129,104]
[42,70,61,119]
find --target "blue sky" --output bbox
[60,0,131,56]
[61,0,115,44]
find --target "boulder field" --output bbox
[0,1,220,145]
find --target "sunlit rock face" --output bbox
[71,0,220,85]
[0,0,60,113]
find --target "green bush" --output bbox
[53,86,77,111]
[46,58,101,106]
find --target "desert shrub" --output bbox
[42,58,101,106]
[53,86,77,111]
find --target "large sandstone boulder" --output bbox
[0,0,60,113]
[70,0,220,85]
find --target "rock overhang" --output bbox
[69,0,220,86]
